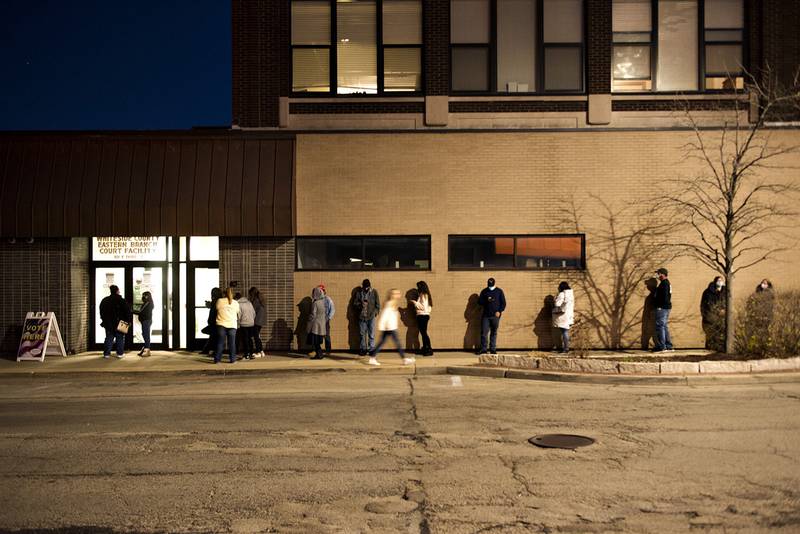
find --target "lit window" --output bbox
[612,0,652,92]
[704,0,744,90]
[290,0,421,94]
[657,0,699,91]
[449,235,584,270]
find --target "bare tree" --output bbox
[558,196,680,350]
[660,70,800,354]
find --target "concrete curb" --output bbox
[478,354,800,376]
[446,366,800,385]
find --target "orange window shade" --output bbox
[515,237,582,259]
[493,237,515,255]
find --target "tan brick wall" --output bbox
[294,131,800,351]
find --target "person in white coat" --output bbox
[368,289,414,366]
[552,281,575,353]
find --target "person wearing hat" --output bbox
[354,279,380,356]
[477,277,506,355]
[319,283,335,355]
[653,267,674,352]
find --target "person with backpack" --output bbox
[354,279,380,356]
[308,286,327,359]
[237,292,257,359]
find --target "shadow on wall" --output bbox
[346,286,361,352]
[295,296,312,351]
[1,325,23,360]
[641,278,658,350]
[401,288,420,353]
[532,295,556,350]
[267,318,292,351]
[463,293,481,351]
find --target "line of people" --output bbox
[202,285,268,364]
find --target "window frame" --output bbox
[611,0,748,94]
[447,234,586,271]
[290,0,425,97]
[449,0,586,95]
[295,235,432,271]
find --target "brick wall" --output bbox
[0,238,89,357]
[586,0,612,94]
[424,0,450,96]
[295,131,800,350]
[232,0,288,128]
[219,237,295,350]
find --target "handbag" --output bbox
[552,305,564,315]
[117,320,130,334]
[201,325,211,335]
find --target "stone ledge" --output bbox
[538,357,619,374]
[618,362,661,375]
[698,360,751,374]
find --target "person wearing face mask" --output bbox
[745,279,775,352]
[700,276,726,351]
[477,277,506,355]
[652,267,674,352]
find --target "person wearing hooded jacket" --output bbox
[700,276,725,351]
[308,286,327,360]
[552,281,575,353]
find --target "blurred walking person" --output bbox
[369,289,413,366]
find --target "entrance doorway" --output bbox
[93,265,167,350]
[90,237,219,351]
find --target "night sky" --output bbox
[0,1,231,131]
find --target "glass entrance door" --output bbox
[132,267,165,347]
[93,265,167,350]
[94,267,126,345]
[187,266,220,350]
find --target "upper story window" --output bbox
[450,0,585,94]
[291,0,423,94]
[612,0,744,93]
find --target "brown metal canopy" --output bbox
[0,131,294,238]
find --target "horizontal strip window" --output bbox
[448,235,585,270]
[291,0,423,95]
[296,236,431,271]
[611,0,745,93]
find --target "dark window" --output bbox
[450,0,585,94]
[291,0,422,95]
[297,236,431,270]
[611,0,745,93]
[448,235,585,270]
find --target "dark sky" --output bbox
[0,0,231,131]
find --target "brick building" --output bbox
[2,0,799,355]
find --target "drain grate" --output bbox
[528,434,595,449]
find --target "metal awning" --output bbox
[0,131,294,237]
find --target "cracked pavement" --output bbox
[0,374,798,533]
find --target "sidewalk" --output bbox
[0,350,481,378]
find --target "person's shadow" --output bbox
[641,278,658,350]
[267,318,292,352]
[294,296,312,352]
[346,286,362,352]
[463,293,482,351]
[533,295,556,350]
[401,288,420,354]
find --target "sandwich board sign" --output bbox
[16,312,67,362]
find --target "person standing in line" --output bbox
[552,281,575,353]
[369,289,413,366]
[319,284,335,355]
[136,291,154,357]
[700,276,726,351]
[237,291,257,359]
[99,285,132,359]
[411,281,433,356]
[249,286,266,358]
[355,279,380,356]
[478,277,506,355]
[214,287,240,364]
[652,267,674,352]
[308,286,327,360]
[201,287,223,356]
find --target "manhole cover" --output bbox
[528,434,595,449]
